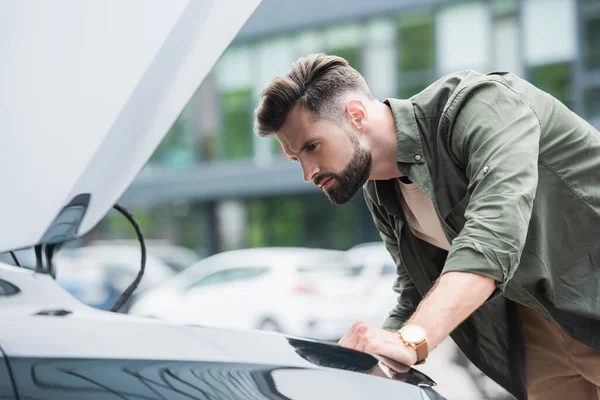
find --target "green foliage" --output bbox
[397,12,435,73]
[218,89,253,160]
[399,83,428,99]
[529,62,572,108]
[248,197,306,247]
[329,46,362,73]
[149,118,196,167]
[248,193,379,250]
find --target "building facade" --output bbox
[97,0,600,255]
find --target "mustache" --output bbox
[314,173,336,188]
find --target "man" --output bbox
[253,53,600,400]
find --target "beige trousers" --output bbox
[518,304,600,400]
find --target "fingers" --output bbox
[338,321,371,349]
[338,321,417,367]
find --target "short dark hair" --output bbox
[253,53,373,137]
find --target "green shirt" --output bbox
[363,70,600,400]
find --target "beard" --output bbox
[316,132,372,206]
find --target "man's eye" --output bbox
[307,143,318,152]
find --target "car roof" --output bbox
[345,242,393,264]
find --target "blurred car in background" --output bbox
[344,242,398,325]
[87,239,203,272]
[129,247,365,340]
[54,245,176,310]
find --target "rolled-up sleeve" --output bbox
[363,190,421,330]
[441,81,541,292]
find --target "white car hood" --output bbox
[0,0,261,253]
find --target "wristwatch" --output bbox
[397,324,429,365]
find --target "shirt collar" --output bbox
[373,99,427,214]
[383,98,425,165]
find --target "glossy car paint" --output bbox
[0,263,444,399]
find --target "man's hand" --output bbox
[338,321,418,366]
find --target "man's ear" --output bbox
[346,100,368,132]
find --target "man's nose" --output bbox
[301,161,318,183]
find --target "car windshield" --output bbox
[296,263,363,278]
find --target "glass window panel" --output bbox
[248,194,380,250]
[492,16,523,76]
[529,62,573,108]
[253,37,296,162]
[399,83,428,99]
[364,19,396,99]
[436,2,491,75]
[584,13,600,70]
[398,12,435,73]
[328,46,361,72]
[364,45,397,99]
[491,0,518,17]
[149,117,194,167]
[217,89,253,160]
[325,24,362,49]
[584,87,600,120]
[523,0,576,66]
[296,30,322,56]
[297,265,364,278]
[326,24,363,73]
[227,267,270,282]
[187,270,231,290]
[214,46,252,92]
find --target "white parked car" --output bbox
[88,239,203,272]
[129,247,364,340]
[345,242,399,325]
[54,245,175,310]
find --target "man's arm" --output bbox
[340,79,541,365]
[405,271,495,353]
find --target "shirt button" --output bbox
[483,165,489,174]
[414,154,422,162]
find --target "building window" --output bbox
[584,87,600,121]
[363,19,396,100]
[253,37,298,161]
[398,12,435,74]
[436,2,491,76]
[247,194,379,250]
[149,117,197,168]
[217,89,253,160]
[397,11,435,98]
[583,12,600,71]
[491,0,522,76]
[523,0,577,66]
[325,24,363,73]
[523,0,576,108]
[213,46,254,161]
[529,62,573,107]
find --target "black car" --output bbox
[0,263,443,399]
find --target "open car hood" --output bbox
[0,0,261,253]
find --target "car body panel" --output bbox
[0,346,17,400]
[0,263,444,400]
[0,0,261,253]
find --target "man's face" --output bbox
[277,105,372,205]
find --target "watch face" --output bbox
[401,325,426,343]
